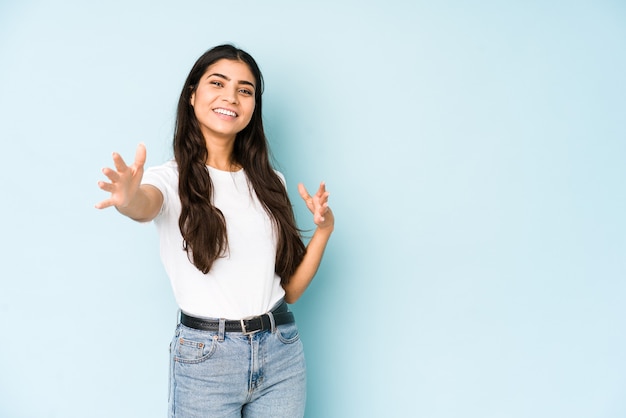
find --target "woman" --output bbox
[96,44,334,417]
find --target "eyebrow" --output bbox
[207,73,255,89]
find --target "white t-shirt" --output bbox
[142,160,286,320]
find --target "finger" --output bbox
[134,143,147,167]
[315,181,326,197]
[298,183,316,211]
[298,183,311,201]
[319,202,330,215]
[101,167,121,182]
[318,191,330,205]
[95,198,115,210]
[97,180,115,193]
[112,152,129,172]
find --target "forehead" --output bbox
[203,59,255,85]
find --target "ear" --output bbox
[189,91,195,107]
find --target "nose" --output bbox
[222,87,238,104]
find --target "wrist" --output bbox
[315,223,334,236]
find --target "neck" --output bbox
[203,133,240,171]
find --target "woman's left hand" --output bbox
[298,182,334,230]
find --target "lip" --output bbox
[213,107,238,118]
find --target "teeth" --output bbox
[214,108,237,117]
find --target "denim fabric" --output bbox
[168,320,306,417]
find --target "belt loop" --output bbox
[218,318,225,341]
[267,311,276,333]
[175,309,182,337]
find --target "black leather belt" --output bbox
[180,301,294,335]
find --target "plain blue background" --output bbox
[1,1,625,417]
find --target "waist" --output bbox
[180,301,294,335]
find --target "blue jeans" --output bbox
[168,318,306,417]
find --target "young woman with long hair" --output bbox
[96,44,334,417]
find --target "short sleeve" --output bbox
[142,160,179,218]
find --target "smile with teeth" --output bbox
[214,108,238,117]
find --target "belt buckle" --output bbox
[240,318,260,335]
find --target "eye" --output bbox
[210,80,223,87]
[239,88,253,96]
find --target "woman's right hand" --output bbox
[95,143,146,210]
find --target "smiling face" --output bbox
[190,59,257,144]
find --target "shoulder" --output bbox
[143,159,179,189]
[146,159,178,173]
[145,160,178,178]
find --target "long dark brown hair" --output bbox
[173,44,305,284]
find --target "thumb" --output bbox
[134,143,147,167]
[298,183,310,201]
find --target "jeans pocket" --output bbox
[173,334,217,364]
[276,322,300,344]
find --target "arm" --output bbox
[282,182,335,304]
[95,143,163,222]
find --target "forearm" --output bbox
[283,225,334,304]
[116,184,163,222]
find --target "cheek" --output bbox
[192,105,203,122]
[243,103,256,123]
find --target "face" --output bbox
[190,59,256,142]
